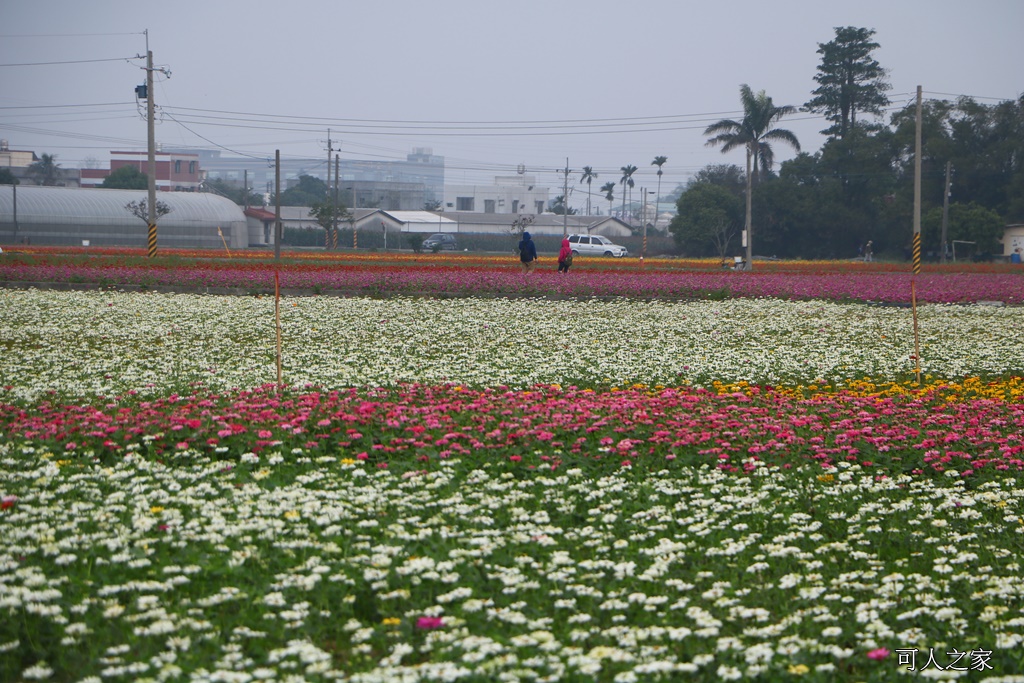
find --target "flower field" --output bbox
[2,262,1024,681]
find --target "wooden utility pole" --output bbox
[940,161,952,264]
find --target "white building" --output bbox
[444,174,549,215]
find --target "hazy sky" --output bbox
[2,0,1022,205]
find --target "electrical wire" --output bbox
[0,56,141,67]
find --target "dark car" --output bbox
[422,233,458,251]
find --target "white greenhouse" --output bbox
[0,185,250,249]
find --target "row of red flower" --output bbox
[3,383,1022,477]
[3,260,1024,303]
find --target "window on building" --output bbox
[512,200,519,214]
[456,197,474,211]
[535,201,545,214]
[174,160,181,173]
[189,161,196,174]
[484,199,495,213]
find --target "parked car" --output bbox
[567,233,629,257]
[422,233,458,251]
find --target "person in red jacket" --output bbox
[557,237,573,273]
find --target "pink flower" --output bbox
[356,452,369,460]
[509,455,522,462]
[415,616,444,630]
[257,430,273,439]
[866,648,890,660]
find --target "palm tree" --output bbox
[705,84,800,269]
[619,164,637,225]
[580,166,598,216]
[601,181,616,218]
[28,153,62,186]
[651,156,667,233]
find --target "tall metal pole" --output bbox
[274,150,281,261]
[146,49,157,257]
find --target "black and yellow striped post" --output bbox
[912,232,922,275]
[911,231,922,384]
[147,223,157,258]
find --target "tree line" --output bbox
[670,27,1021,262]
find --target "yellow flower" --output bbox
[817,474,834,483]
[284,510,300,520]
[788,664,810,675]
[382,617,401,627]
[150,506,164,514]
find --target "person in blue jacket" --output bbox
[518,231,538,273]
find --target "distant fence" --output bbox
[283,227,682,256]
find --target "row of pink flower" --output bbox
[2,262,1023,303]
[2,383,1022,475]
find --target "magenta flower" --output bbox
[866,648,890,660]
[415,616,444,630]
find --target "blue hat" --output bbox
[523,231,531,239]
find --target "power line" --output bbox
[0,56,141,67]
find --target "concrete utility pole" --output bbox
[274,149,281,261]
[940,161,952,264]
[325,130,333,250]
[333,154,340,250]
[146,47,157,257]
[562,158,570,237]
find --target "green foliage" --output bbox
[276,174,328,207]
[923,201,1005,254]
[549,195,577,215]
[28,153,62,186]
[0,168,18,185]
[705,84,801,183]
[805,26,891,139]
[670,182,743,257]
[308,200,350,231]
[101,166,148,190]
[203,177,264,206]
[407,233,424,253]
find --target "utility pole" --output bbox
[243,169,249,209]
[274,150,281,261]
[562,158,570,237]
[940,161,952,264]
[325,129,333,250]
[641,187,647,265]
[333,154,340,250]
[145,46,157,257]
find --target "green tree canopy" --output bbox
[101,166,148,190]
[923,201,1004,255]
[277,175,328,207]
[202,177,264,206]
[0,168,19,185]
[28,153,62,186]
[670,182,743,258]
[805,26,891,140]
